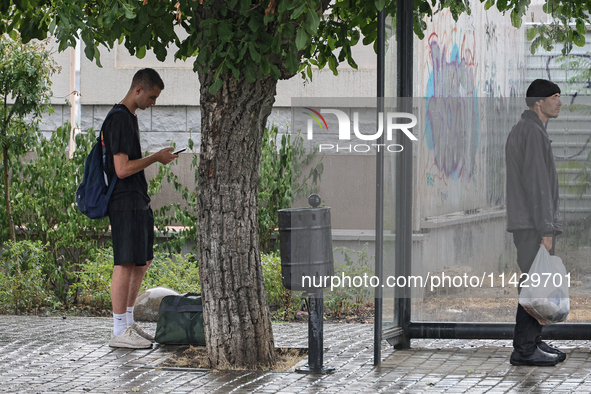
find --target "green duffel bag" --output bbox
[155,292,206,345]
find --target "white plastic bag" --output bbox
[518,245,569,325]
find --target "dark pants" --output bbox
[512,229,555,356]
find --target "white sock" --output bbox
[126,306,135,327]
[113,313,127,336]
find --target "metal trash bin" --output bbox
[277,206,334,291]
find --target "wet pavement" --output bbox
[1,316,591,393]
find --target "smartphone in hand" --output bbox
[173,148,187,155]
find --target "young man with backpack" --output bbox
[103,68,178,348]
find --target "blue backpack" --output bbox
[75,107,125,219]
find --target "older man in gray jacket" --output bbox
[505,79,564,366]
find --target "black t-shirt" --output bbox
[103,104,150,211]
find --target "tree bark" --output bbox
[2,144,15,243]
[196,70,277,368]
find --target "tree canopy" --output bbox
[4,0,588,87]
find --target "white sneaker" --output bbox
[132,322,155,342]
[109,327,152,349]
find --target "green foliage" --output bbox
[259,126,291,252]
[261,252,302,320]
[0,35,57,243]
[523,1,590,55]
[6,0,495,91]
[70,247,201,310]
[0,240,55,313]
[325,244,374,317]
[0,36,56,145]
[4,126,111,303]
[67,246,113,310]
[290,130,324,202]
[142,252,200,293]
[260,245,376,320]
[261,252,288,306]
[258,125,323,252]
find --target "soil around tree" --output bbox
[160,346,308,371]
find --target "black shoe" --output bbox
[537,341,566,362]
[510,347,559,366]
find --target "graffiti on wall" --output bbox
[424,29,479,189]
[417,6,525,217]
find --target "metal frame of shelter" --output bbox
[373,0,591,367]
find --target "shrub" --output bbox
[6,125,110,304]
[325,245,375,317]
[70,247,200,310]
[258,126,323,253]
[261,252,302,320]
[143,252,200,293]
[0,240,55,313]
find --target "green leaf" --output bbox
[285,51,298,73]
[248,17,260,32]
[123,4,136,19]
[295,28,308,50]
[136,46,146,59]
[510,9,522,29]
[249,43,261,62]
[291,3,307,19]
[328,55,337,75]
[218,22,233,42]
[306,9,320,34]
[526,27,537,42]
[573,31,586,47]
[84,42,95,61]
[227,61,240,79]
[576,19,586,36]
[269,64,281,80]
[260,56,270,75]
[374,0,386,11]
[209,78,223,94]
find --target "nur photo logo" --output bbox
[302,107,418,153]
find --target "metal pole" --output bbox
[297,289,334,374]
[394,0,414,349]
[408,322,591,340]
[374,7,386,367]
[308,291,323,371]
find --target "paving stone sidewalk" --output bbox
[1,316,591,393]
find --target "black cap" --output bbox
[526,79,561,107]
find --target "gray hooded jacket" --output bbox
[505,110,562,236]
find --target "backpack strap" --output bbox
[100,106,128,186]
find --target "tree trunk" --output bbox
[196,71,277,368]
[2,144,15,243]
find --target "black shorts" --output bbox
[109,208,154,266]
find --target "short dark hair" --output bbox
[131,68,164,91]
[526,79,560,108]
